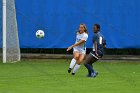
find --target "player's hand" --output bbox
[95,52,99,57]
[67,46,73,51]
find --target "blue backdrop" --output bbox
[0,0,140,48]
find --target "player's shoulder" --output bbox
[83,32,88,37]
[99,32,105,38]
[93,33,98,37]
[97,32,104,37]
[93,32,102,39]
[76,31,80,35]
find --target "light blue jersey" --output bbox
[73,32,88,54]
[75,32,88,50]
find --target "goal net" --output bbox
[2,0,20,63]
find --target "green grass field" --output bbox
[0,59,140,93]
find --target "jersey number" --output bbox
[99,37,103,45]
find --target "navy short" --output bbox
[89,50,103,60]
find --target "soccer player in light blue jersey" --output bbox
[84,24,106,78]
[67,24,88,75]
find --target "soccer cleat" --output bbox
[72,73,75,75]
[91,71,98,78]
[68,68,72,73]
[86,74,91,77]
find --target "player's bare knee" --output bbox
[74,56,79,60]
[85,57,91,64]
[77,59,84,65]
[77,61,82,65]
[73,54,79,60]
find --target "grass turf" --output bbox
[0,59,140,93]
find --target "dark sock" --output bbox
[84,63,94,73]
[88,70,91,75]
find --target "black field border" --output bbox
[21,54,140,61]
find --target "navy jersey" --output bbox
[92,32,106,54]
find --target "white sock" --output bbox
[73,64,81,73]
[69,58,76,69]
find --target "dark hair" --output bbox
[94,24,100,31]
[78,23,88,34]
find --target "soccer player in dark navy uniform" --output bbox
[84,24,106,78]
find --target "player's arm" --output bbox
[94,41,98,56]
[67,40,85,51]
[103,40,107,48]
[103,44,106,48]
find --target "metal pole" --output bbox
[3,0,7,63]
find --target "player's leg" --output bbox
[84,53,98,77]
[68,51,79,73]
[84,54,94,76]
[72,53,85,75]
[68,58,76,73]
[90,58,98,77]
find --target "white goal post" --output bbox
[2,0,20,63]
[2,0,6,63]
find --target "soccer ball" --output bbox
[36,30,45,38]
